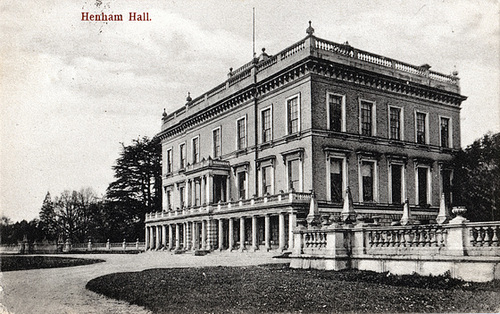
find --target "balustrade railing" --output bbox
[280,40,306,60]
[303,230,328,249]
[146,191,311,221]
[467,222,500,247]
[366,226,447,248]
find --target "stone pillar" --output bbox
[149,226,154,250]
[145,226,149,250]
[191,180,196,207]
[264,214,271,251]
[192,221,197,250]
[185,222,192,250]
[218,219,224,251]
[208,175,214,204]
[201,176,206,205]
[279,213,285,251]
[239,217,245,251]
[288,211,296,250]
[155,226,161,250]
[162,225,167,249]
[183,223,187,249]
[226,176,231,202]
[252,216,258,251]
[175,224,180,250]
[228,218,234,251]
[436,193,450,224]
[202,220,207,250]
[168,224,173,250]
[205,176,210,204]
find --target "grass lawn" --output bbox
[1,255,104,271]
[86,263,500,313]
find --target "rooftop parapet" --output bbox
[161,23,462,130]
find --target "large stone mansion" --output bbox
[145,22,466,252]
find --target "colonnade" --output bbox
[145,211,297,252]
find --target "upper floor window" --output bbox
[359,160,378,203]
[261,165,273,196]
[329,158,344,203]
[360,100,376,136]
[236,117,247,150]
[213,127,221,158]
[287,95,300,134]
[389,106,402,140]
[416,111,428,144]
[237,171,247,199]
[166,148,173,173]
[440,117,451,148]
[192,136,199,164]
[261,107,272,143]
[179,143,186,168]
[328,93,345,132]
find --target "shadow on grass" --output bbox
[86,263,500,313]
[1,255,104,272]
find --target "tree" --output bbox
[39,192,58,241]
[105,136,162,240]
[453,132,500,221]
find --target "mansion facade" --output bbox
[145,23,467,252]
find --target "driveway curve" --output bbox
[0,251,287,314]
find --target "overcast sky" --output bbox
[1,0,499,222]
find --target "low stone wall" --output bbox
[290,217,500,282]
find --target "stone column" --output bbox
[228,218,234,251]
[191,180,196,207]
[288,211,296,250]
[264,214,270,251]
[239,217,245,251]
[226,176,231,202]
[168,224,173,250]
[205,175,210,204]
[208,175,214,204]
[252,216,258,251]
[162,225,167,249]
[155,226,161,250]
[175,224,180,250]
[183,223,187,249]
[192,221,197,250]
[278,213,285,251]
[202,220,207,250]
[145,226,149,250]
[218,219,224,251]
[201,177,205,205]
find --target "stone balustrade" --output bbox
[291,220,500,281]
[146,191,311,222]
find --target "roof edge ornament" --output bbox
[306,21,315,36]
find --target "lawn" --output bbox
[1,255,104,271]
[86,263,500,313]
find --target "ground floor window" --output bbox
[360,161,376,202]
[287,159,300,191]
[417,167,430,205]
[330,158,343,203]
[391,164,403,204]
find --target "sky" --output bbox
[1,0,499,222]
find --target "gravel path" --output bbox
[0,251,287,314]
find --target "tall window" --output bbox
[416,112,427,144]
[360,101,373,136]
[361,161,375,202]
[179,186,185,208]
[213,128,221,158]
[440,117,450,148]
[328,94,343,132]
[192,137,199,164]
[237,172,247,199]
[179,143,186,168]
[417,167,429,205]
[287,96,299,134]
[166,190,172,210]
[166,149,173,173]
[330,158,343,203]
[261,166,272,196]
[389,107,401,140]
[261,108,272,143]
[287,159,300,191]
[442,169,452,206]
[391,164,403,204]
[237,117,246,150]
